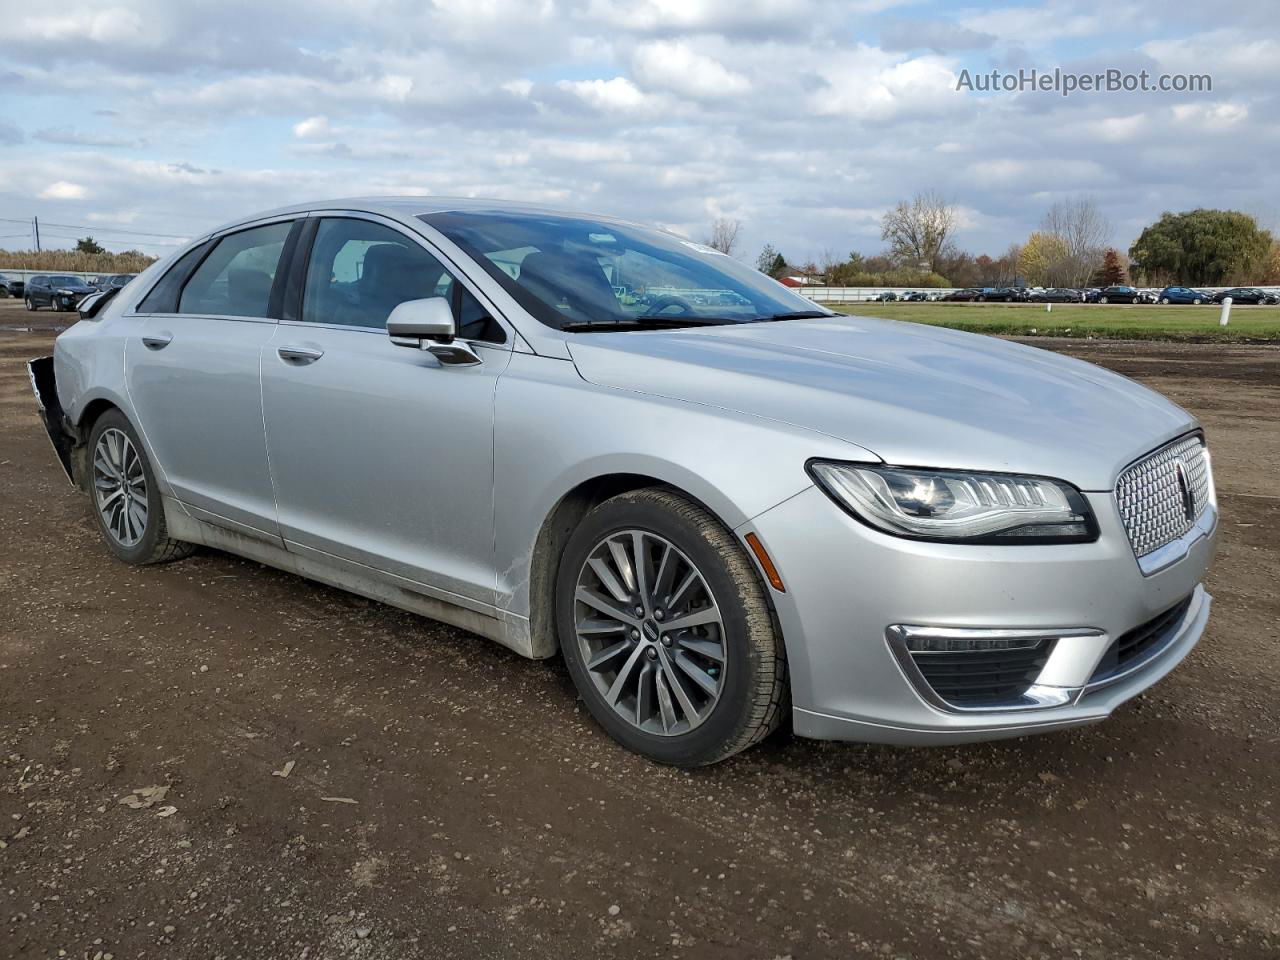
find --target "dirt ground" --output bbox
[2,303,1278,959]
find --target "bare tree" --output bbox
[707,217,742,256]
[1040,197,1111,288]
[880,191,956,274]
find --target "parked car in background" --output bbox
[1027,288,1080,303]
[94,273,138,292]
[902,291,929,302]
[1158,286,1213,305]
[1210,288,1270,305]
[27,196,1218,766]
[25,274,98,311]
[0,273,25,298]
[871,291,897,301]
[977,287,1022,302]
[942,288,982,302]
[1096,285,1142,304]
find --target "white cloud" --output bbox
[632,40,750,99]
[557,76,651,112]
[39,180,88,199]
[293,116,331,138]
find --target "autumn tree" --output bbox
[1017,232,1069,286]
[706,217,742,256]
[1099,248,1126,286]
[881,191,956,274]
[1039,198,1110,287]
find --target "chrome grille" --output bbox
[1115,435,1211,558]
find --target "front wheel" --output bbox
[87,410,194,565]
[24,297,36,311]
[1100,296,1109,304]
[1161,297,1171,304]
[556,488,787,766]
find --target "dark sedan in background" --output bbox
[1158,286,1214,305]
[1210,287,1272,305]
[93,273,138,292]
[0,273,25,298]
[941,288,982,301]
[24,274,98,311]
[1027,288,1081,303]
[1094,285,1142,304]
[977,287,1022,302]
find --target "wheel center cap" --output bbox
[641,619,660,642]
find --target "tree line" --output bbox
[717,196,1279,289]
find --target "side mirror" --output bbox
[386,297,481,366]
[77,287,119,320]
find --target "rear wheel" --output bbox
[87,410,194,565]
[557,488,787,766]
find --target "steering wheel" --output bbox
[645,294,696,315]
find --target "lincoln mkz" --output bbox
[29,199,1218,765]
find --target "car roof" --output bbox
[203,196,633,240]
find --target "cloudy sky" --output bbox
[0,0,1275,263]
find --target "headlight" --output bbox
[808,461,1096,543]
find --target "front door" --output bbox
[261,215,513,607]
[126,219,294,541]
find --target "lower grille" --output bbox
[1090,596,1193,683]
[913,641,1052,707]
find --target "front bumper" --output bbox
[740,485,1217,745]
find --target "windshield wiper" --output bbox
[562,316,739,332]
[755,310,834,321]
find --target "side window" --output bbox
[138,240,213,313]
[178,221,292,318]
[301,218,504,342]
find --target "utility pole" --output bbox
[33,216,40,251]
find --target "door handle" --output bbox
[141,334,173,350]
[277,345,324,364]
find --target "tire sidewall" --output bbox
[87,411,167,564]
[556,492,774,766]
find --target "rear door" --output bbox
[126,218,298,542]
[261,213,513,606]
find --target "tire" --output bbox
[1161,297,1171,304]
[25,297,36,311]
[1193,298,1202,305]
[86,410,195,565]
[1100,297,1109,304]
[556,488,787,767]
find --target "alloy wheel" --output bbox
[93,428,148,547]
[573,529,726,736]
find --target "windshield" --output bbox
[49,275,80,286]
[420,210,832,330]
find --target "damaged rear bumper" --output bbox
[28,355,76,485]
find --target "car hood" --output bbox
[566,315,1197,490]
[56,283,94,292]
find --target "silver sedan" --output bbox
[30,198,1218,765]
